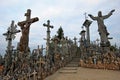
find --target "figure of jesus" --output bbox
[88,9,115,46]
[18,9,39,52]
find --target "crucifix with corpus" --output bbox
[18,9,39,53]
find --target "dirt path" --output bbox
[44,67,120,80]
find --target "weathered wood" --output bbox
[18,9,39,52]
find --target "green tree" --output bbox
[57,26,64,40]
[110,45,117,51]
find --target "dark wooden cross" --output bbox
[43,20,53,55]
[18,9,39,52]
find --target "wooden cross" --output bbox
[43,20,53,55]
[18,9,39,52]
[3,20,20,53]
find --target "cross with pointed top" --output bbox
[18,9,39,52]
[43,20,54,55]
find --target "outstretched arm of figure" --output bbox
[103,9,115,19]
[88,14,97,20]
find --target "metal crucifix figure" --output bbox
[18,9,39,53]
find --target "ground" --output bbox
[45,67,120,80]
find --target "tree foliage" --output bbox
[110,45,117,51]
[57,26,64,40]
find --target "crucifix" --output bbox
[43,20,54,55]
[18,9,39,53]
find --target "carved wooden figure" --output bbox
[18,9,39,52]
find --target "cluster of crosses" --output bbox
[0,9,118,80]
[0,9,78,79]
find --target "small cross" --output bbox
[43,20,53,32]
[73,37,77,41]
[32,70,37,80]
[73,37,77,45]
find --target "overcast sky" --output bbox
[0,0,120,56]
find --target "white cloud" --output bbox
[0,0,30,7]
[0,0,19,6]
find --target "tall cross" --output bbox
[3,20,20,54]
[18,9,39,52]
[43,20,54,55]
